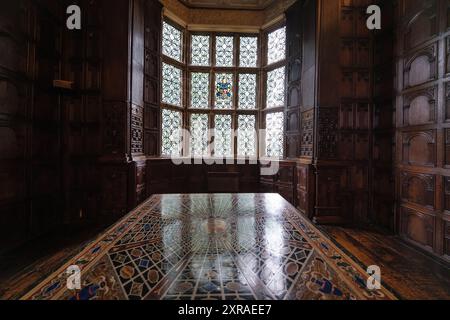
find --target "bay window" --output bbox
[160,19,286,159]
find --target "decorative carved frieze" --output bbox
[317,108,338,159]
[300,109,313,158]
[403,86,437,126]
[131,105,144,154]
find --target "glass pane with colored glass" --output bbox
[215,73,233,109]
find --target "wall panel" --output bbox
[396,0,449,261]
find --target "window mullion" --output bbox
[164,27,264,161]
[262,25,287,159]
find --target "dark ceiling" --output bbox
[179,0,277,10]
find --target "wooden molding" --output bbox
[187,24,260,33]
[163,8,188,28]
[261,14,285,30]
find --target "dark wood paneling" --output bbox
[0,0,153,253]
[143,0,162,157]
[310,0,395,229]
[144,159,298,208]
[395,0,449,262]
[0,0,65,253]
[297,160,314,218]
[145,159,265,200]
[285,1,302,159]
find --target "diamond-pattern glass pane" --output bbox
[267,26,286,65]
[265,112,284,157]
[215,73,233,109]
[238,74,257,110]
[239,37,258,67]
[214,115,232,157]
[162,22,182,62]
[238,115,256,157]
[216,36,234,67]
[190,113,209,156]
[266,66,285,108]
[191,73,210,109]
[191,35,210,66]
[162,109,182,157]
[162,63,182,107]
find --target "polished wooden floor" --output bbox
[0,196,449,300]
[321,226,450,300]
[0,225,104,300]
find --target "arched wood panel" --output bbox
[396,0,450,262]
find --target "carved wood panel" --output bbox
[401,172,435,209]
[403,86,437,126]
[445,219,450,257]
[400,207,435,250]
[403,44,437,89]
[395,0,450,261]
[131,104,144,154]
[144,0,162,157]
[318,107,339,159]
[300,109,313,158]
[297,162,314,216]
[444,82,450,120]
[312,0,391,225]
[403,0,437,50]
[402,130,436,167]
[285,1,302,159]
[444,177,450,212]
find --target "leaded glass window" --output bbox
[214,115,233,157]
[190,113,209,156]
[191,72,210,109]
[162,22,182,62]
[162,109,182,156]
[266,66,285,108]
[238,74,257,110]
[265,112,284,157]
[215,73,233,109]
[159,24,291,158]
[216,36,234,67]
[238,115,256,157]
[267,26,286,65]
[162,63,182,107]
[191,35,210,66]
[239,37,258,67]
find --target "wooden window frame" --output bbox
[160,18,287,159]
[262,22,288,158]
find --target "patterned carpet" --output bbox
[21,194,396,300]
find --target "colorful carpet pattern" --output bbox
[21,194,396,300]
